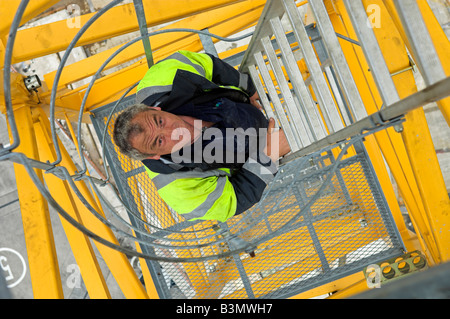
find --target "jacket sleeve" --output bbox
[206,53,257,97]
[229,152,278,215]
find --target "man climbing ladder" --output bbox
[113,50,291,222]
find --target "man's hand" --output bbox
[265,118,291,163]
[249,92,263,110]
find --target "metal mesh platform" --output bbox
[90,95,404,299]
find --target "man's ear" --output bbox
[146,154,160,160]
[152,106,161,111]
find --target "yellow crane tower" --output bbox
[0,0,449,301]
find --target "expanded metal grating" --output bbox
[91,95,404,299]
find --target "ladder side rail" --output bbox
[248,65,277,120]
[393,0,447,86]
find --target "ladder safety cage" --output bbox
[90,0,408,298]
[92,96,405,298]
[1,0,450,299]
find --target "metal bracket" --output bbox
[364,250,428,287]
[24,75,42,92]
[361,114,405,136]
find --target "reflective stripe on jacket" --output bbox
[145,158,277,222]
[135,50,255,110]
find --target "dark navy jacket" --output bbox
[141,54,276,215]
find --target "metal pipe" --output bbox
[132,0,153,67]
[281,75,450,164]
[49,0,123,166]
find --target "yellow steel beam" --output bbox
[56,162,149,298]
[7,0,249,63]
[63,113,105,213]
[0,0,60,38]
[8,104,63,298]
[379,0,450,263]
[33,107,111,299]
[4,74,150,298]
[400,111,450,262]
[326,0,412,240]
[43,0,265,90]
[42,6,263,115]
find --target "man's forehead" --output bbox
[131,107,160,121]
[141,106,160,114]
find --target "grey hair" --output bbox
[113,103,156,161]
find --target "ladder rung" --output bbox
[254,51,301,152]
[307,0,368,122]
[283,0,344,133]
[261,35,312,147]
[343,0,400,106]
[248,64,276,121]
[269,16,327,141]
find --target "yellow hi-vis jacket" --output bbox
[137,50,277,222]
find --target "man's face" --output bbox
[129,107,192,160]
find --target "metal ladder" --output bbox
[239,0,448,158]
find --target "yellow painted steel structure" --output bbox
[332,0,450,264]
[0,0,449,299]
